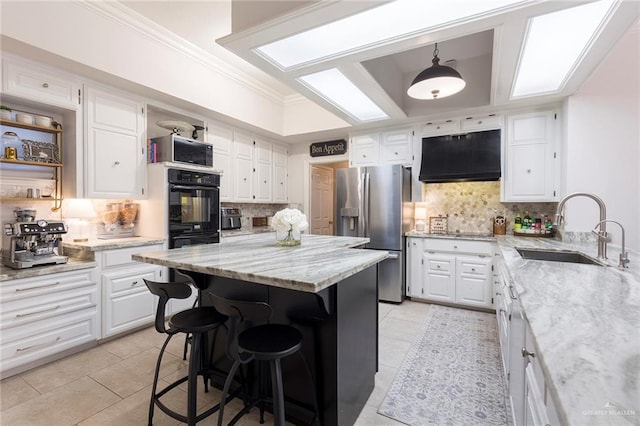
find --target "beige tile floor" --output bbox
[0,301,431,426]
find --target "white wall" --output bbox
[562,22,640,251]
[0,1,343,139]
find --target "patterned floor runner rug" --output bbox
[378,305,509,425]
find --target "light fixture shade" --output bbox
[414,206,427,220]
[408,45,466,100]
[62,198,97,219]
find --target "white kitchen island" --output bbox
[133,233,387,426]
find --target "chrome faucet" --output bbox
[593,220,629,268]
[554,192,607,259]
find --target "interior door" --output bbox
[310,165,334,235]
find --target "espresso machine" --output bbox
[2,219,68,269]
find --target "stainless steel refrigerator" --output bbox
[335,165,411,302]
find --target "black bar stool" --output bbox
[144,279,228,426]
[172,269,200,361]
[208,293,319,426]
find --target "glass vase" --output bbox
[276,228,301,246]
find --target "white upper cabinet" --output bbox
[422,119,460,137]
[207,123,234,202]
[272,144,288,203]
[459,114,504,133]
[380,128,413,165]
[85,85,146,199]
[502,111,559,202]
[254,139,272,203]
[349,133,379,167]
[349,128,413,167]
[233,131,254,202]
[2,56,81,110]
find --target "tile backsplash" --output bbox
[421,181,557,235]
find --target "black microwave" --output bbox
[151,134,213,167]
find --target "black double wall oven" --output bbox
[168,168,220,249]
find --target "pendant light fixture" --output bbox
[407,43,466,100]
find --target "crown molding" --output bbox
[77,0,288,105]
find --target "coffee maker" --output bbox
[2,219,68,269]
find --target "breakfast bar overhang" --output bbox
[132,234,387,426]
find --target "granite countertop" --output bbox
[62,236,167,251]
[0,258,97,282]
[495,235,639,425]
[221,226,273,238]
[0,237,165,281]
[132,233,385,293]
[406,231,496,241]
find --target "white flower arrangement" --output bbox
[271,208,308,233]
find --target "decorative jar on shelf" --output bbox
[271,208,308,247]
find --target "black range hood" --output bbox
[419,129,501,183]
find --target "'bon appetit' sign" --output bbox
[309,139,347,157]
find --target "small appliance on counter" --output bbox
[97,201,139,239]
[221,208,242,230]
[2,209,68,269]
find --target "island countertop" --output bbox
[131,234,387,293]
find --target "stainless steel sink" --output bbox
[515,248,604,265]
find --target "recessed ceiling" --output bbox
[362,30,494,118]
[216,0,639,127]
[51,1,640,138]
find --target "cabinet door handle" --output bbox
[131,280,139,286]
[436,265,441,269]
[42,82,49,88]
[521,347,536,359]
[453,245,458,249]
[17,336,61,352]
[114,161,120,166]
[471,268,476,271]
[508,286,517,300]
[478,120,483,124]
[394,151,399,155]
[527,169,532,174]
[264,180,267,184]
[16,281,60,292]
[16,305,61,317]
[243,177,247,181]
[363,154,367,158]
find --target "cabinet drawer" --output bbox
[1,285,98,331]
[101,245,164,268]
[424,239,493,255]
[1,312,98,371]
[458,259,490,276]
[1,270,95,303]
[426,259,452,273]
[3,58,80,108]
[106,268,157,295]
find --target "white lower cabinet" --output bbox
[406,237,493,309]
[98,245,165,338]
[423,253,456,302]
[102,267,160,338]
[0,269,99,376]
[504,279,560,426]
[456,256,492,307]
